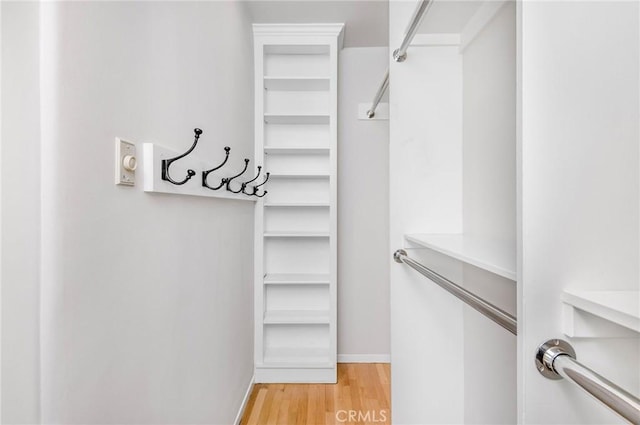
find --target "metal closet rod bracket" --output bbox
[162,128,202,185]
[536,338,640,424]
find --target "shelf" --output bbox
[255,26,340,383]
[264,202,330,208]
[269,173,330,179]
[264,77,330,91]
[264,273,331,285]
[562,290,640,336]
[264,114,330,125]
[264,310,330,324]
[264,231,330,238]
[404,233,516,281]
[264,146,330,155]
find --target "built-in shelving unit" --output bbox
[253,23,344,383]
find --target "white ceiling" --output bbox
[245,1,390,48]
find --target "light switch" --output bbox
[115,138,136,186]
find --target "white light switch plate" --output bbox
[115,138,136,186]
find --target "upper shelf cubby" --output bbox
[265,124,330,148]
[264,45,330,78]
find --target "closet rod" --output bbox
[536,339,640,424]
[367,0,432,118]
[366,69,389,119]
[393,0,433,62]
[393,249,517,335]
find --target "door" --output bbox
[519,1,640,423]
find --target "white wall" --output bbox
[462,2,516,245]
[461,4,517,424]
[337,47,390,361]
[389,2,465,422]
[519,2,639,423]
[1,3,42,423]
[3,2,256,423]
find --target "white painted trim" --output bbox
[411,33,460,47]
[337,354,391,363]
[459,0,509,53]
[0,2,3,421]
[233,375,255,425]
[358,103,389,120]
[253,23,345,38]
[255,366,337,383]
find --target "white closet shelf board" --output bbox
[264,114,330,125]
[264,273,331,285]
[405,234,516,281]
[264,310,330,324]
[143,143,256,202]
[269,173,330,179]
[265,202,330,208]
[264,231,330,238]
[264,77,330,91]
[264,146,330,155]
[562,290,640,336]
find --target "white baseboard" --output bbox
[337,354,391,363]
[233,374,255,425]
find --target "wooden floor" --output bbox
[241,363,391,425]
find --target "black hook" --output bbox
[254,190,268,198]
[162,128,202,185]
[229,165,262,194]
[225,159,250,192]
[246,172,270,196]
[202,146,231,191]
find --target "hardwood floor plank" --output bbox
[257,385,277,425]
[296,386,308,425]
[245,387,268,425]
[241,364,390,425]
[266,385,284,425]
[316,384,326,424]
